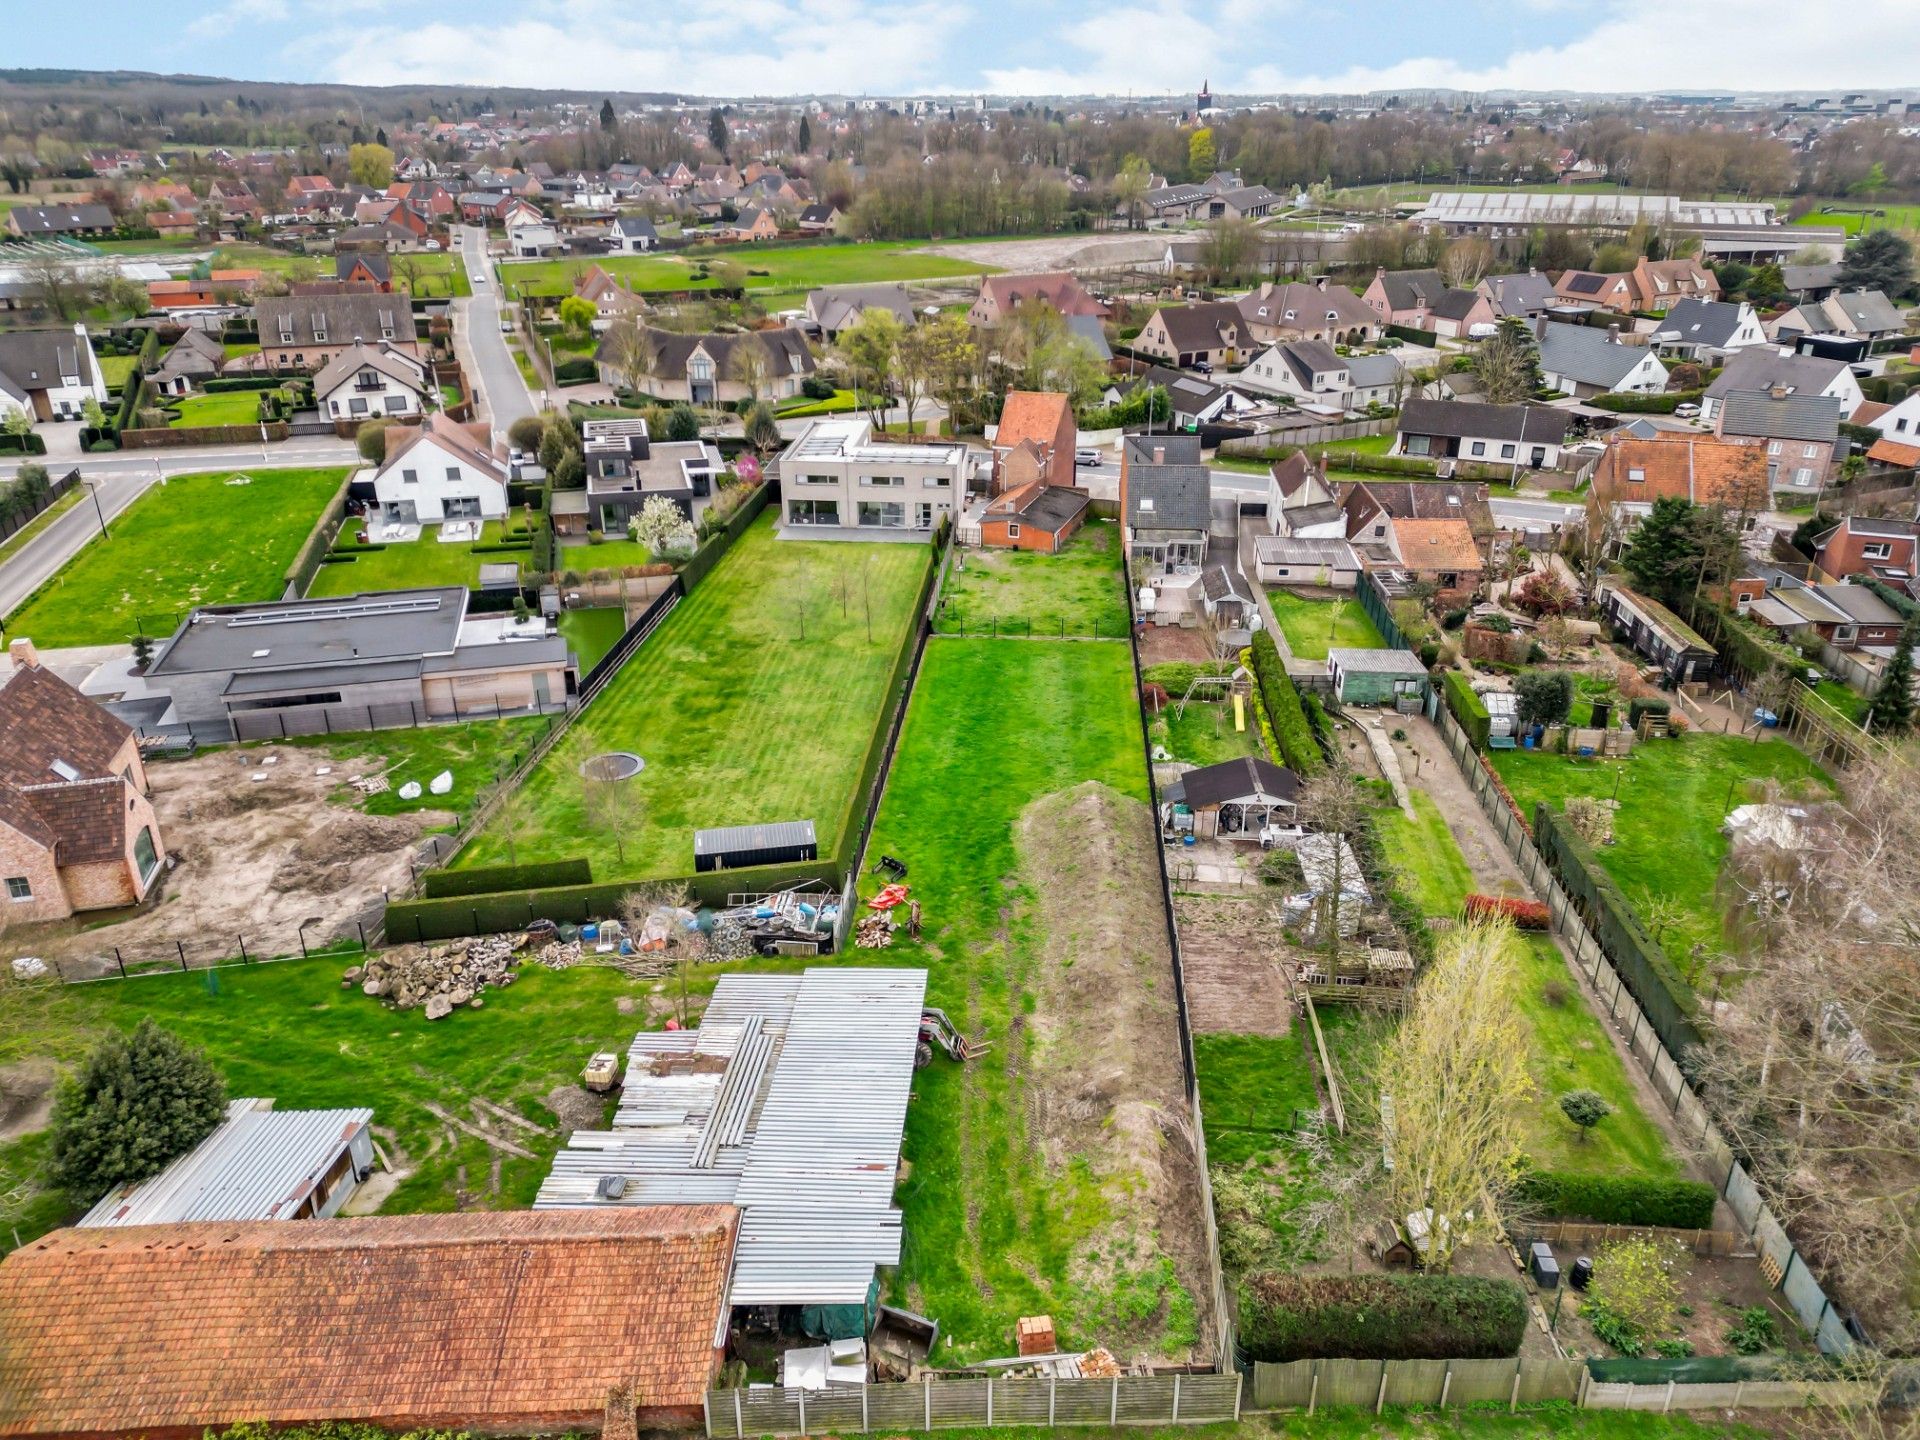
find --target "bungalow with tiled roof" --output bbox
[1134,301,1245,369]
[967,271,1107,327]
[0,639,166,922]
[0,1208,738,1438]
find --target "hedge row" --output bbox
[1443,669,1490,749]
[1588,388,1705,415]
[1384,323,1441,348]
[1238,1272,1527,1362]
[553,357,598,385]
[1626,696,1670,727]
[384,860,843,940]
[1865,577,1920,622]
[1515,1170,1717,1229]
[1248,631,1323,776]
[0,432,47,455]
[421,858,592,898]
[201,376,286,393]
[470,541,534,554]
[1464,893,1549,930]
[1534,805,1706,1067]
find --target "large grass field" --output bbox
[307,517,533,598]
[1266,590,1387,661]
[863,637,1187,1357]
[1370,789,1681,1182]
[936,518,1129,637]
[1491,734,1833,976]
[5,467,349,647]
[456,512,930,881]
[494,240,998,299]
[214,242,472,297]
[1792,204,1920,235]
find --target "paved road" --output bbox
[1490,496,1585,530]
[0,440,357,621]
[455,225,537,439]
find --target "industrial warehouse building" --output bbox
[537,967,927,1337]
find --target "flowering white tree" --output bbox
[629,494,694,555]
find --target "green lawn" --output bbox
[1266,590,1387,661]
[1812,678,1870,726]
[457,512,931,881]
[1150,696,1260,766]
[863,637,1187,1357]
[224,341,260,360]
[556,606,628,671]
[556,537,653,575]
[1793,203,1920,235]
[5,467,349,647]
[212,244,471,298]
[1491,734,1834,975]
[307,519,532,597]
[280,717,552,824]
[96,352,138,391]
[1196,1033,1321,1169]
[1372,792,1475,918]
[167,390,263,428]
[936,518,1129,637]
[495,241,998,299]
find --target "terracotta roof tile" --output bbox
[1868,436,1920,468]
[1392,518,1483,572]
[0,663,133,789]
[1593,435,1771,509]
[0,1207,737,1438]
[996,390,1073,452]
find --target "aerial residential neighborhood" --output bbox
[6,28,1920,1440]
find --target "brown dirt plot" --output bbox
[1015,780,1214,1362]
[1175,894,1293,1036]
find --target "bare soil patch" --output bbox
[31,744,447,976]
[1174,894,1293,1036]
[1015,780,1214,1361]
[0,1059,58,1141]
[542,1084,613,1136]
[1139,626,1213,667]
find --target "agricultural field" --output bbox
[494,240,998,299]
[1491,734,1833,977]
[864,637,1210,1361]
[307,517,533,597]
[1267,590,1388,661]
[936,518,1129,636]
[455,512,931,881]
[214,242,472,297]
[5,466,349,647]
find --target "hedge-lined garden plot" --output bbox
[864,638,1211,1363]
[1490,735,1832,975]
[455,514,931,882]
[935,519,1129,636]
[5,467,350,647]
[1267,591,1387,661]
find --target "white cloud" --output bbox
[186,0,288,40]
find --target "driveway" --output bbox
[453,225,537,439]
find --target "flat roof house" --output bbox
[0,1208,739,1439]
[575,417,725,531]
[777,416,965,537]
[0,639,167,923]
[144,588,576,740]
[79,1098,374,1226]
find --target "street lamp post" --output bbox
[84,479,108,540]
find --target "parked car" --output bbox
[1075,449,1104,467]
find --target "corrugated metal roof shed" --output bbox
[79,1098,373,1227]
[1327,647,1427,674]
[536,967,926,1306]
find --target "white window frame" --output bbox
[5,876,30,902]
[1863,541,1893,560]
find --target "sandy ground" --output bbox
[1016,780,1215,1362]
[922,233,1168,272]
[37,744,447,976]
[1174,893,1293,1036]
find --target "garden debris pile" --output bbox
[346,934,522,1017]
[855,913,896,949]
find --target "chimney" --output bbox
[1153,446,1166,463]
[1315,275,1328,292]
[1607,324,1621,345]
[1770,383,1790,400]
[1528,265,1538,277]
[8,637,37,669]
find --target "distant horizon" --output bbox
[11,0,1920,100]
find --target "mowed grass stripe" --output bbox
[5,467,350,648]
[456,513,931,881]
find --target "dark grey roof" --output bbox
[150,588,468,678]
[1828,290,1905,335]
[151,329,225,383]
[7,203,113,234]
[422,636,572,672]
[1780,263,1839,294]
[1537,321,1658,388]
[1429,288,1484,322]
[1717,388,1841,444]
[1150,301,1242,354]
[255,292,410,346]
[1703,347,1848,402]
[1329,647,1427,674]
[337,250,390,284]
[222,657,423,696]
[1200,565,1250,602]
[1065,313,1111,362]
[1813,583,1902,625]
[1014,485,1090,530]
[1123,433,1202,467]
[1481,272,1555,317]
[1125,440,1211,532]
[1397,398,1570,445]
[693,820,817,857]
[611,215,658,239]
[1273,339,1343,387]
[1374,269,1450,312]
[1346,353,1401,388]
[594,325,814,378]
[1165,756,1300,809]
[0,329,91,395]
[1661,298,1746,348]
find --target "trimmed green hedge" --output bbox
[1588,389,1705,415]
[1385,324,1441,348]
[1238,1272,1527,1361]
[421,858,592,898]
[1248,631,1323,776]
[1534,805,1705,1067]
[1865,578,1920,622]
[1515,1170,1717,1229]
[384,860,843,940]
[1443,670,1490,748]
[1626,696,1670,727]
[0,432,47,455]
[553,357,598,385]
[200,376,287,393]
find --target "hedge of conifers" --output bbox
[1238,1273,1527,1362]
[1248,632,1324,776]
[1514,1170,1717,1230]
[1443,670,1490,748]
[1533,804,1707,1068]
[420,858,592,898]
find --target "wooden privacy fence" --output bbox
[1584,1378,1880,1413]
[704,1374,1243,1436]
[1252,1357,1583,1412]
[1526,1221,1747,1258]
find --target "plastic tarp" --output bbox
[801,1274,880,1341]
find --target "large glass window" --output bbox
[789,498,839,526]
[857,500,907,528]
[133,827,159,883]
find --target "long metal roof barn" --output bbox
[536,966,927,1306]
[79,1098,374,1227]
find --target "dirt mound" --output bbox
[544,1085,612,1136]
[0,1059,59,1141]
[1014,780,1213,1361]
[269,813,422,894]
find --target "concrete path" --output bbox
[1357,714,1417,818]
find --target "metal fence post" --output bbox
[1110,1376,1119,1425]
[115,947,126,978]
[733,1390,743,1437]
[796,1389,806,1435]
[924,1377,932,1431]
[177,940,187,971]
[238,934,248,963]
[1172,1372,1181,1422]
[1049,1376,1057,1427]
[985,1377,993,1427]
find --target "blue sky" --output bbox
[14,0,1920,98]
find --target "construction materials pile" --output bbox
[711,883,841,957]
[855,913,895,949]
[346,933,522,1018]
[536,939,585,968]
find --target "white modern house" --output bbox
[1236,340,1402,411]
[777,416,967,537]
[372,414,510,527]
[313,341,433,427]
[0,324,108,424]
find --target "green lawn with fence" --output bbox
[936,518,1128,637]
[4,467,350,647]
[167,390,263,428]
[1266,591,1388,661]
[454,511,931,882]
[307,517,532,598]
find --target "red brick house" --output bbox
[990,390,1076,494]
[0,1207,739,1440]
[1813,516,1920,586]
[0,639,166,922]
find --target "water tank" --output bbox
[1570,1255,1593,1291]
